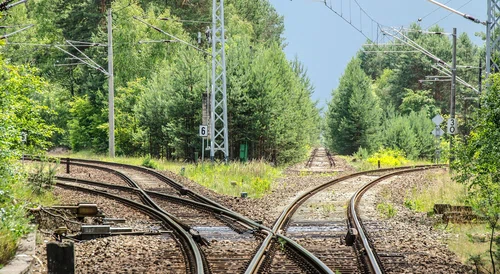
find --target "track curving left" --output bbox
[31,157,273,273]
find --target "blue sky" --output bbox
[269,0,486,111]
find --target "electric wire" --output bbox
[419,0,454,22]
[425,0,473,29]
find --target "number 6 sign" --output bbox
[199,125,208,137]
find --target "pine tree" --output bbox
[326,58,381,155]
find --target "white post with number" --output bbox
[447,118,458,135]
[199,125,208,137]
[199,125,208,162]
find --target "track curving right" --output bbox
[245,164,445,274]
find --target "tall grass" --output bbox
[183,161,281,198]
[403,171,467,213]
[401,170,495,270]
[0,161,58,268]
[442,223,492,267]
[51,151,281,198]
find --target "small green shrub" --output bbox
[353,147,369,161]
[0,229,17,268]
[141,155,158,169]
[377,202,397,218]
[28,161,58,195]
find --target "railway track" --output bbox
[245,165,445,273]
[28,156,275,273]
[28,156,456,273]
[51,165,207,273]
[305,147,336,170]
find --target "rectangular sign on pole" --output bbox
[199,125,208,137]
[447,118,458,134]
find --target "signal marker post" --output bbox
[199,125,208,162]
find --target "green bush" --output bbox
[141,155,158,169]
[353,147,369,161]
[28,161,58,195]
[379,110,434,160]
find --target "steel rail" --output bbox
[56,176,271,233]
[347,165,444,274]
[55,181,205,274]
[326,150,335,168]
[305,148,318,168]
[54,165,331,273]
[27,156,231,211]
[245,164,446,274]
[59,157,231,211]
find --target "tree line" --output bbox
[326,24,481,160]
[1,0,320,165]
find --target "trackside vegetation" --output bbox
[1,0,320,165]
[0,56,57,266]
[451,74,500,273]
[61,152,281,198]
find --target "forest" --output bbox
[326,23,481,160]
[1,0,320,165]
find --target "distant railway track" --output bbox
[306,148,318,168]
[245,164,446,273]
[305,147,335,169]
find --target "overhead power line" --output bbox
[317,1,479,92]
[425,0,476,29]
[1,24,32,39]
[322,0,383,42]
[132,16,210,55]
[0,0,26,11]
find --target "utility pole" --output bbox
[427,0,497,79]
[107,7,115,158]
[486,0,500,75]
[449,28,457,164]
[210,0,229,163]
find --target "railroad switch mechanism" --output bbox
[102,218,126,225]
[53,226,69,242]
[189,228,209,246]
[51,203,103,219]
[345,228,358,246]
[79,225,134,240]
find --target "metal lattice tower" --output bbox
[210,0,229,162]
[487,0,500,75]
